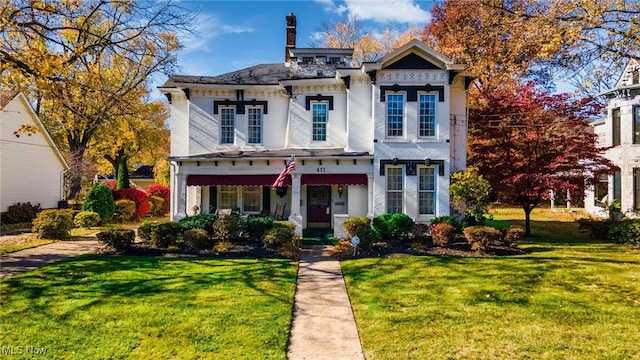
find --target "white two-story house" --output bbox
[159,13,473,236]
[585,59,640,217]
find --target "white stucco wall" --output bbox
[1,94,67,211]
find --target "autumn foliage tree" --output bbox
[468,83,618,235]
[1,0,192,198]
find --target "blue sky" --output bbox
[170,0,435,77]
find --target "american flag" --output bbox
[272,155,295,189]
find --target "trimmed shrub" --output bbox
[184,228,212,250]
[74,211,100,228]
[353,227,376,252]
[263,226,294,251]
[272,221,295,231]
[112,188,150,219]
[578,218,614,240]
[113,199,137,223]
[464,226,502,250]
[178,213,216,233]
[148,196,165,216]
[430,216,462,233]
[139,221,180,248]
[213,214,246,242]
[330,239,356,259]
[609,219,640,245]
[411,223,431,243]
[372,213,415,243]
[2,202,41,224]
[96,228,134,252]
[82,183,115,222]
[146,184,170,214]
[247,216,274,240]
[32,209,74,239]
[343,217,371,239]
[502,225,525,246]
[430,222,456,247]
[213,240,233,253]
[117,157,130,189]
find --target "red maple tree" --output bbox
[468,83,618,235]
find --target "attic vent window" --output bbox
[328,57,340,64]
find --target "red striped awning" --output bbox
[301,174,367,186]
[187,174,291,186]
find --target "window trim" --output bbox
[217,186,263,214]
[418,93,437,138]
[418,166,436,215]
[311,102,329,142]
[220,106,236,145]
[386,93,405,138]
[633,105,640,144]
[247,106,263,145]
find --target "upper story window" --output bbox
[312,103,328,142]
[387,94,404,137]
[419,94,437,137]
[220,107,235,144]
[302,56,314,64]
[612,108,621,146]
[247,107,263,145]
[328,57,340,64]
[386,166,403,213]
[634,106,640,144]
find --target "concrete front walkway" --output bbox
[287,245,365,360]
[0,240,102,278]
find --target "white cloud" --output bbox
[318,0,431,25]
[181,14,254,54]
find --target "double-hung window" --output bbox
[312,103,328,142]
[634,106,640,144]
[220,107,235,144]
[635,169,640,210]
[418,167,436,214]
[247,107,263,144]
[419,94,437,137]
[242,187,261,212]
[386,166,403,213]
[612,108,621,146]
[387,94,404,137]
[219,186,238,209]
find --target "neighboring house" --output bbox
[130,165,155,190]
[159,13,473,236]
[585,59,640,217]
[0,91,69,211]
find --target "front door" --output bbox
[307,186,331,228]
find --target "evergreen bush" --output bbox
[263,226,294,250]
[146,184,170,214]
[609,219,640,245]
[246,216,274,240]
[372,213,414,243]
[213,215,245,242]
[112,188,149,219]
[2,202,42,224]
[96,228,135,252]
[113,199,136,223]
[183,228,212,250]
[148,196,165,216]
[82,183,115,222]
[178,213,216,233]
[343,217,371,239]
[463,226,501,250]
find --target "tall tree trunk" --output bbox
[66,146,86,199]
[104,146,127,180]
[523,205,533,237]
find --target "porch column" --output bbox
[367,173,374,218]
[173,173,188,221]
[289,173,303,236]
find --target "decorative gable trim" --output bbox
[385,52,441,70]
[380,84,445,102]
[305,94,334,110]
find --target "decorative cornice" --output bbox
[379,158,445,176]
[378,70,447,83]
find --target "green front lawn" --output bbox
[342,208,640,359]
[0,255,298,359]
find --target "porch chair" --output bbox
[215,208,232,217]
[274,203,286,221]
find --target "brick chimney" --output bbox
[285,12,296,63]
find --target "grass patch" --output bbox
[0,234,53,254]
[343,207,640,359]
[0,255,298,359]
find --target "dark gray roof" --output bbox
[169,148,372,161]
[163,60,349,87]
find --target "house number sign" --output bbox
[316,167,326,173]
